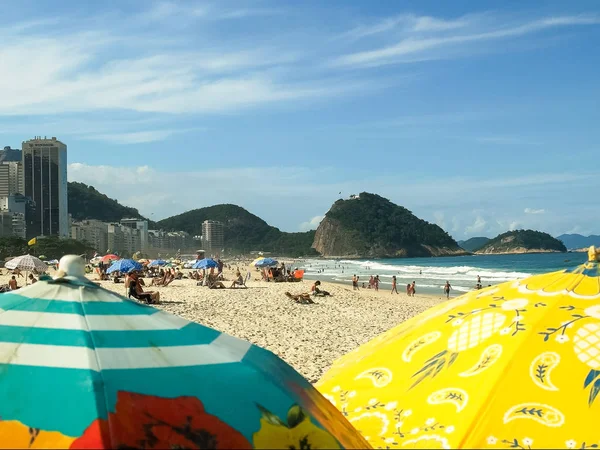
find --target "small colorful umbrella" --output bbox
[317,247,600,449]
[192,258,219,270]
[106,259,143,274]
[254,258,278,268]
[101,254,120,264]
[0,255,368,449]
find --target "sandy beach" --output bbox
[2,266,446,383]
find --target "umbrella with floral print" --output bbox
[316,247,600,449]
[0,255,368,449]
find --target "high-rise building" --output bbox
[0,147,24,197]
[22,137,68,237]
[0,194,36,239]
[121,218,149,251]
[201,220,224,255]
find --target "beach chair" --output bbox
[293,270,305,282]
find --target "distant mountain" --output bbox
[458,237,490,252]
[557,234,600,250]
[312,192,467,258]
[476,230,567,254]
[68,182,152,224]
[157,204,318,257]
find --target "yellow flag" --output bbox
[28,237,37,246]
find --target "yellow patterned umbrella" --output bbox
[317,247,600,449]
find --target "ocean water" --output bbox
[298,252,588,296]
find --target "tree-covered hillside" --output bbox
[477,229,567,254]
[458,237,491,252]
[68,182,151,223]
[157,204,318,257]
[313,192,465,257]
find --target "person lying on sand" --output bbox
[208,279,227,289]
[285,291,315,304]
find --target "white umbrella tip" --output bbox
[58,255,86,278]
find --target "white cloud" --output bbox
[465,216,488,235]
[524,208,545,215]
[333,14,600,67]
[299,215,325,232]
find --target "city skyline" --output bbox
[1,1,599,238]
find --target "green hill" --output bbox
[68,182,152,223]
[458,237,490,252]
[157,204,318,257]
[312,193,467,258]
[476,229,567,254]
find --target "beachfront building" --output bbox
[71,220,109,253]
[22,137,69,237]
[0,195,35,239]
[121,218,149,251]
[0,147,24,197]
[201,220,224,256]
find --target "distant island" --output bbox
[557,233,600,251]
[475,230,567,254]
[312,193,467,258]
[458,237,491,252]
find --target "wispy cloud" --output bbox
[299,215,325,232]
[333,14,600,67]
[524,208,545,215]
[343,13,473,40]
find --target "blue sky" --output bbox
[1,0,599,238]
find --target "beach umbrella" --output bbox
[5,254,48,272]
[148,259,167,267]
[250,257,265,266]
[192,258,219,270]
[101,254,120,264]
[106,259,143,274]
[0,255,368,449]
[316,246,600,449]
[255,258,278,268]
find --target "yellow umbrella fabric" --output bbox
[317,247,600,449]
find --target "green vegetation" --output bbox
[157,204,318,257]
[68,182,152,224]
[0,236,95,261]
[477,229,567,253]
[459,237,491,252]
[315,193,464,257]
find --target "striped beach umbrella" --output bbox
[0,255,368,449]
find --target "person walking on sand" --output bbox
[444,281,451,299]
[352,274,358,290]
[374,275,380,292]
[391,275,398,294]
[411,281,416,297]
[406,283,411,296]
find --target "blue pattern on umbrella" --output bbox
[106,259,142,274]
[148,259,167,267]
[256,257,278,268]
[192,258,219,269]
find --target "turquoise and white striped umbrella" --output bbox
[0,255,367,449]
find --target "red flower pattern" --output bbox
[70,391,251,449]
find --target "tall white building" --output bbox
[22,137,68,237]
[0,147,24,197]
[202,220,224,255]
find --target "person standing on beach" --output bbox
[352,274,358,290]
[374,275,380,291]
[444,281,451,299]
[477,275,481,284]
[391,276,398,294]
[411,281,416,297]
